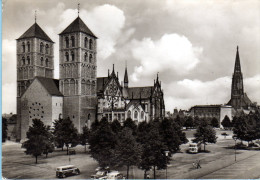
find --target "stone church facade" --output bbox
[16,14,165,141]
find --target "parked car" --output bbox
[95,166,110,172]
[105,171,125,179]
[56,165,80,178]
[91,170,109,179]
[68,149,76,155]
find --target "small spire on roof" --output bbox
[78,3,80,17]
[108,69,110,77]
[35,10,37,23]
[237,45,239,51]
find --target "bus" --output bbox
[189,142,201,153]
[56,165,80,178]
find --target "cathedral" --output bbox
[15,14,165,141]
[227,46,254,110]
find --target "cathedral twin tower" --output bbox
[16,15,98,140]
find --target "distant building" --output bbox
[2,113,17,141]
[189,105,233,128]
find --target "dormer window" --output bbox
[65,52,69,61]
[22,42,25,53]
[40,42,44,53]
[45,44,49,54]
[89,54,92,63]
[27,42,30,52]
[89,39,93,50]
[84,37,88,48]
[71,36,75,47]
[65,37,69,48]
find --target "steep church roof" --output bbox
[17,23,54,42]
[59,16,97,38]
[36,77,63,96]
[124,67,128,84]
[126,86,153,99]
[97,77,109,92]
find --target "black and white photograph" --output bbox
[2,0,260,179]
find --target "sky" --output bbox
[2,0,260,114]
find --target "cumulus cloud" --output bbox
[130,33,202,82]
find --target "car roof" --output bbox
[57,165,75,168]
[108,171,120,175]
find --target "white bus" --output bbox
[56,165,80,178]
[189,143,201,153]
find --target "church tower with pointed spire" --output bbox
[124,66,128,88]
[59,10,97,132]
[227,46,252,110]
[16,18,54,140]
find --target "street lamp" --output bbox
[232,135,238,162]
[68,143,72,164]
[164,151,170,179]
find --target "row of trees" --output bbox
[88,117,188,179]
[232,112,260,145]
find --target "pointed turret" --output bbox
[124,66,128,88]
[234,46,241,73]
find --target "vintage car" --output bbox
[56,165,80,178]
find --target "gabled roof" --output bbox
[97,77,109,92]
[126,86,153,99]
[36,77,63,96]
[17,23,54,42]
[126,99,145,111]
[59,16,97,38]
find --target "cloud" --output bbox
[2,83,17,114]
[130,33,202,82]
[163,74,260,111]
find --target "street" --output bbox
[2,129,260,179]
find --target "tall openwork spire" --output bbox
[124,64,128,88]
[78,3,80,17]
[234,46,241,73]
[35,10,37,23]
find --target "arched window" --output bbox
[22,42,25,53]
[70,79,75,95]
[40,42,44,53]
[88,114,91,120]
[22,57,25,65]
[84,37,88,48]
[45,44,49,54]
[89,39,93,50]
[84,52,88,61]
[71,36,75,47]
[141,111,144,119]
[134,111,138,119]
[45,58,49,67]
[65,37,69,48]
[71,51,74,61]
[89,54,93,63]
[65,52,69,61]
[81,79,86,94]
[27,56,30,65]
[127,110,131,118]
[27,42,30,52]
[41,57,44,66]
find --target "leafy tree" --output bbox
[2,118,8,142]
[184,116,194,129]
[42,126,54,158]
[114,128,142,179]
[232,115,248,143]
[193,118,217,151]
[194,116,201,127]
[53,117,79,154]
[80,125,90,153]
[111,119,122,135]
[221,115,232,129]
[174,115,184,127]
[124,118,137,135]
[91,118,100,132]
[211,117,219,128]
[53,118,64,150]
[139,120,167,179]
[160,118,187,153]
[22,119,53,163]
[89,117,117,167]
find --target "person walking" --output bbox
[196,160,201,169]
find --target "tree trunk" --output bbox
[46,153,48,158]
[67,146,69,155]
[204,143,206,151]
[144,170,147,179]
[127,165,129,179]
[153,165,156,179]
[35,156,38,164]
[62,146,63,151]
[85,144,86,153]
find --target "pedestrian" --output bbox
[192,162,196,169]
[197,160,201,169]
[146,174,150,179]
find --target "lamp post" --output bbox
[68,143,72,164]
[164,151,170,179]
[232,135,238,162]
